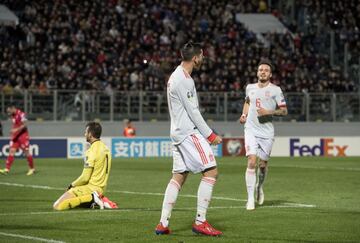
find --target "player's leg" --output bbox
[18,134,35,175]
[256,137,273,205]
[0,143,17,174]
[53,191,77,210]
[245,155,257,210]
[196,167,218,223]
[256,160,267,205]
[53,186,93,210]
[156,145,188,235]
[244,130,258,210]
[158,172,188,229]
[23,148,35,176]
[184,134,222,236]
[192,167,222,236]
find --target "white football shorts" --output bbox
[172,133,217,174]
[244,130,274,161]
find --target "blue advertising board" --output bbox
[0,139,67,158]
[0,137,223,159]
[111,137,222,158]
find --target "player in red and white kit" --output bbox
[0,104,35,175]
[239,60,287,210]
[155,42,222,236]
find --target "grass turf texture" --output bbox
[0,157,359,243]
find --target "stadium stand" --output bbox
[0,0,358,94]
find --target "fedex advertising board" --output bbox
[222,137,359,157]
[288,137,357,157]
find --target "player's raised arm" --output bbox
[272,106,288,116]
[273,87,288,116]
[257,106,288,116]
[257,87,288,117]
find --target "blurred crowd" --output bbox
[277,0,359,92]
[0,0,358,95]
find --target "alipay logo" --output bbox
[70,143,83,157]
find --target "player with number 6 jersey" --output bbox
[239,59,288,211]
[245,79,286,139]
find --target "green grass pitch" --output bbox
[0,157,359,242]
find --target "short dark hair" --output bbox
[180,41,202,61]
[86,122,102,139]
[258,59,274,72]
[7,103,17,108]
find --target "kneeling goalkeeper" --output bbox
[53,122,116,210]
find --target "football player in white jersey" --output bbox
[155,42,223,236]
[239,60,288,210]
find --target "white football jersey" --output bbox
[244,83,286,138]
[167,65,213,144]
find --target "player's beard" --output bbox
[259,75,270,83]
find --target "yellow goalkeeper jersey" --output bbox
[85,140,112,190]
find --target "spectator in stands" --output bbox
[0,0,358,93]
[123,119,136,138]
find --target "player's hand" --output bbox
[257,108,273,116]
[210,135,222,145]
[239,114,247,124]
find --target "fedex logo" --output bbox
[290,138,348,157]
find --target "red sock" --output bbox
[5,155,14,170]
[27,155,34,169]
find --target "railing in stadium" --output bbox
[1,91,359,122]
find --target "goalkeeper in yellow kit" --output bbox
[53,122,117,210]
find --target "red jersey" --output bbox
[11,109,28,140]
[123,126,136,137]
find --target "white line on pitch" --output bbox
[0,203,316,217]
[0,182,62,190]
[112,190,246,202]
[0,182,245,202]
[0,182,316,207]
[0,182,247,202]
[276,165,360,172]
[0,232,65,243]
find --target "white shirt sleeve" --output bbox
[245,84,249,98]
[275,87,286,107]
[177,79,213,138]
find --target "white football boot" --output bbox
[92,191,104,209]
[246,198,255,210]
